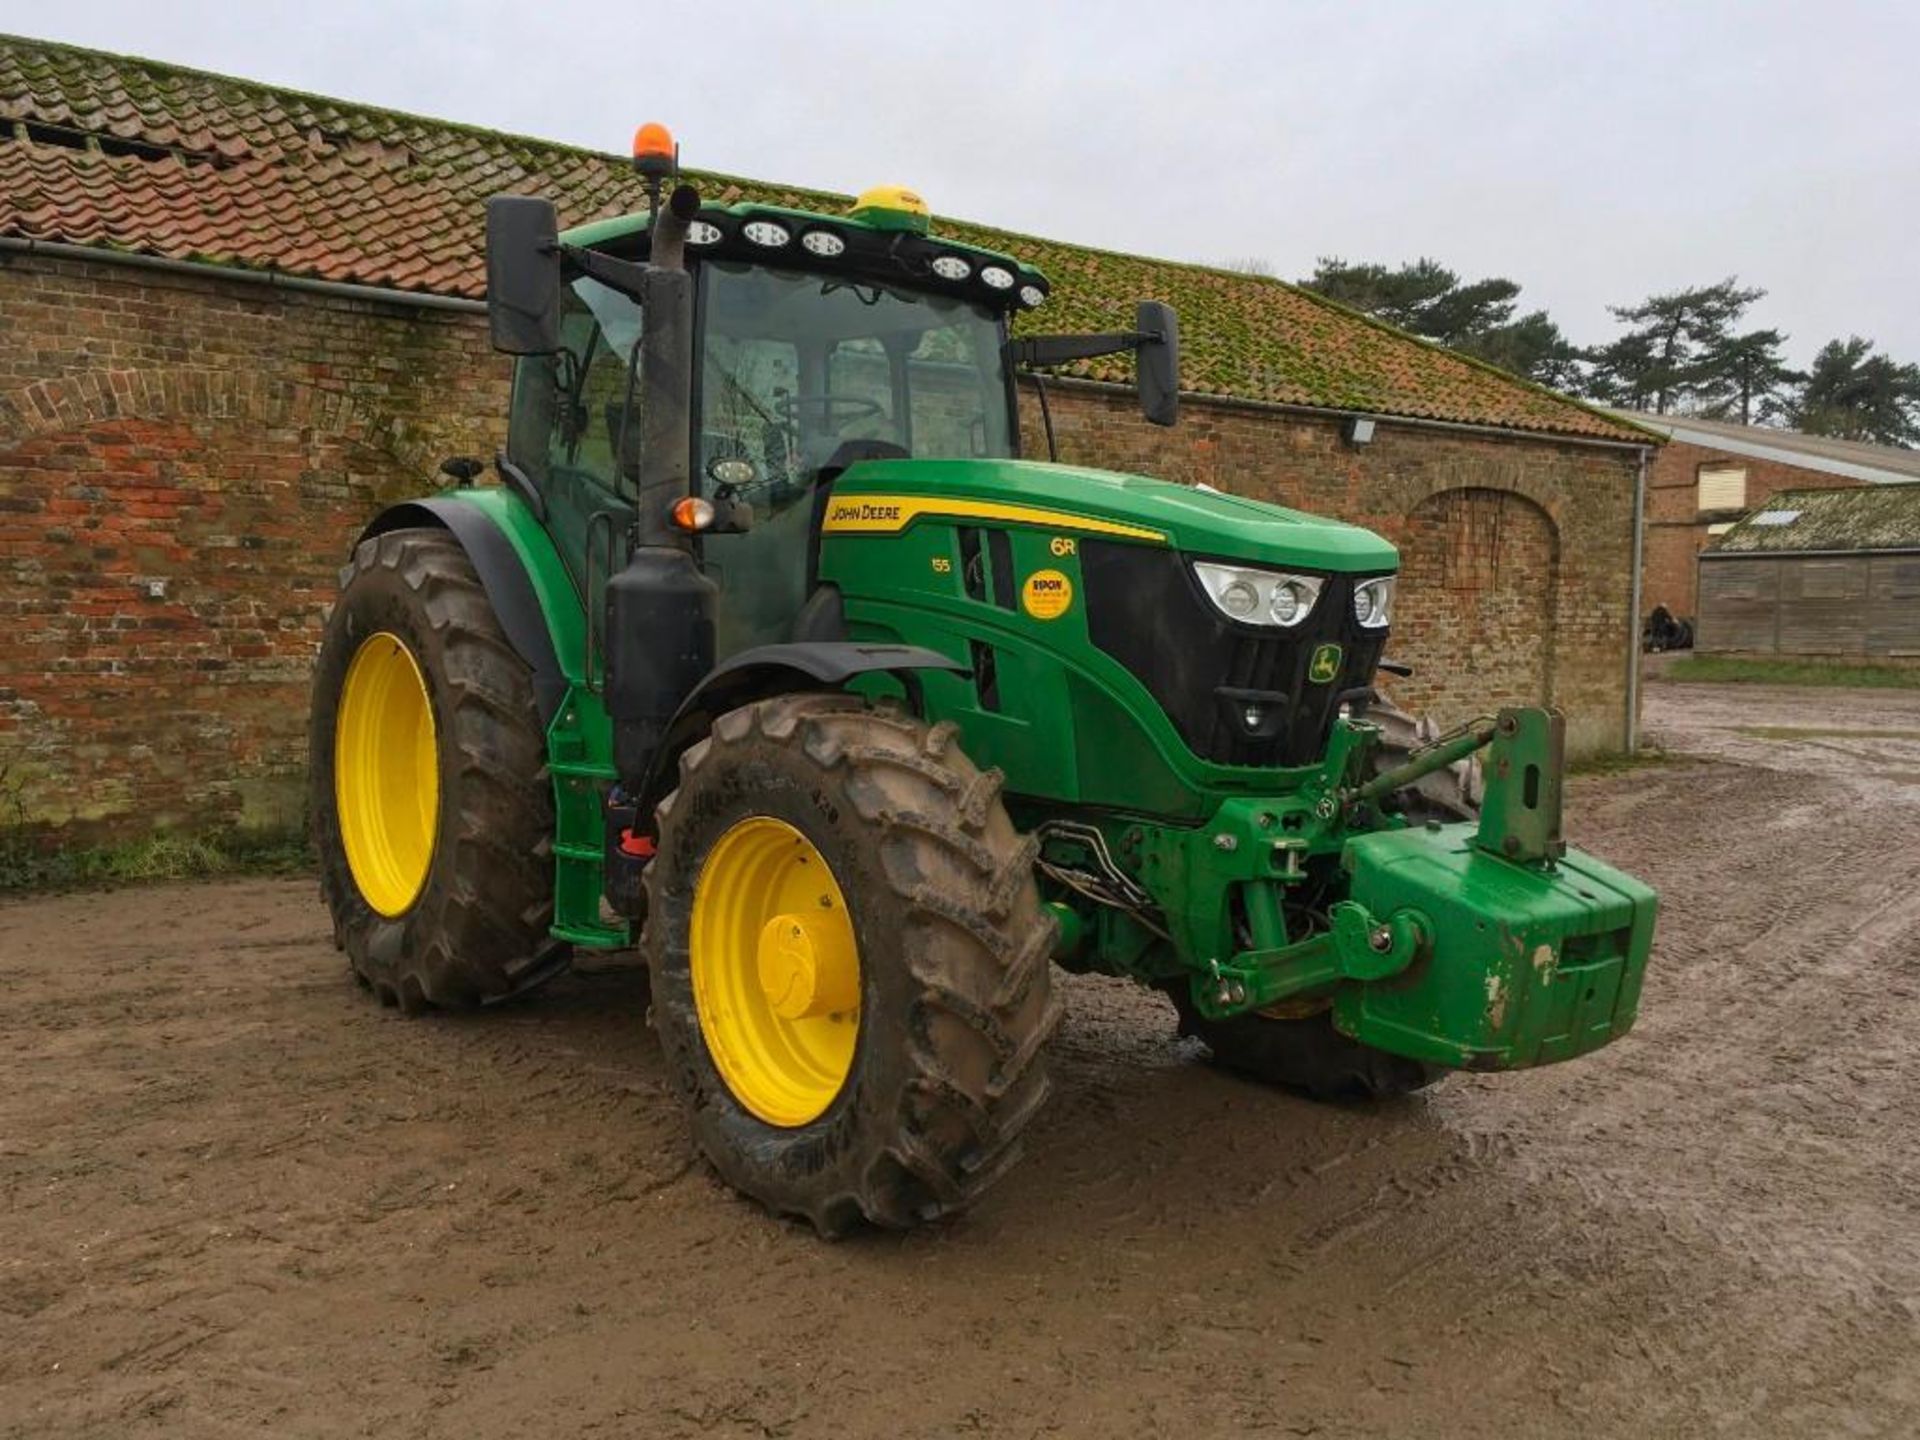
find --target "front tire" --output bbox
[310,527,567,1011]
[1166,988,1441,1100]
[644,694,1059,1235]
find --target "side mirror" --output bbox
[485,195,562,355]
[1135,300,1180,427]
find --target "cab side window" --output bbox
[700,332,809,657]
[504,278,643,592]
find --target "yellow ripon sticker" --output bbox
[1022,569,1074,620]
[821,495,1166,544]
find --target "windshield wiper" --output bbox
[820,279,884,307]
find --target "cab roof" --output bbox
[563,199,1052,316]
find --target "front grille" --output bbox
[1080,541,1389,768]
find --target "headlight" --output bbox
[1193,562,1323,628]
[1353,576,1394,629]
[742,220,791,248]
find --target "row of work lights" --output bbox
[681,215,1048,310]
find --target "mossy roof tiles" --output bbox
[1710,485,1920,554]
[0,33,1645,443]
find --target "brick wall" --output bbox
[1643,438,1864,619]
[0,254,505,840]
[0,253,1641,843]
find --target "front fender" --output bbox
[635,641,966,808]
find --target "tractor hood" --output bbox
[825,458,1398,573]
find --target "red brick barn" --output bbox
[0,36,1655,844]
[1621,409,1920,625]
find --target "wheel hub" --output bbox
[690,817,862,1127]
[756,912,859,1020]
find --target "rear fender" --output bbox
[359,495,574,724]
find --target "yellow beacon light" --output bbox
[849,184,931,235]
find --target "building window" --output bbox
[1698,465,1748,512]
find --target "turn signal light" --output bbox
[670,496,716,532]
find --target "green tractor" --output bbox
[310,129,1656,1234]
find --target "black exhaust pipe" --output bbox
[606,181,717,788]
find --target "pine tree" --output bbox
[1586,279,1765,414]
[1787,338,1920,447]
[1470,311,1585,392]
[1299,258,1579,388]
[1302,258,1519,347]
[1697,328,1800,424]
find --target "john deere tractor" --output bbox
[311,128,1656,1234]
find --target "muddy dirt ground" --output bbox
[5,680,1919,1439]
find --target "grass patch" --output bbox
[1662,656,1920,689]
[1568,745,1690,777]
[0,828,312,897]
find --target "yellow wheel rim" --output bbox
[690,817,861,1127]
[334,631,440,918]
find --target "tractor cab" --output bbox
[485,160,1175,665]
[495,184,1027,660]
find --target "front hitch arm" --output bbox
[1191,899,1433,1020]
[1345,707,1567,867]
[1348,716,1498,811]
[1189,706,1571,1021]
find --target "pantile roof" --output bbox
[1709,484,1920,555]
[0,34,1646,443]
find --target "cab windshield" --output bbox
[697,260,1015,653]
[699,260,1014,489]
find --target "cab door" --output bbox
[503,277,643,645]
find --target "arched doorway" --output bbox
[1388,487,1560,725]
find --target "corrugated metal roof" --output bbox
[1707,484,1920,554]
[1611,410,1920,483]
[0,33,1648,444]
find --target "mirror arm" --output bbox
[1007,331,1154,368]
[560,244,653,300]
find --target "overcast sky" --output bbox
[19,0,1919,366]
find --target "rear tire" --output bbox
[310,528,568,1011]
[644,694,1060,1235]
[1167,700,1471,1100]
